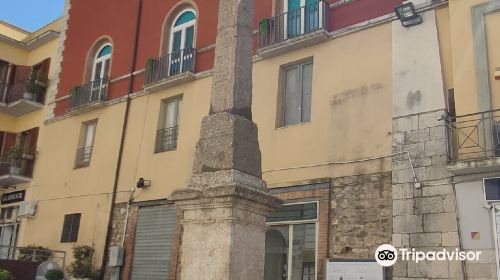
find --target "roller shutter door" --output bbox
[131,205,176,280]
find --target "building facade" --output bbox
[0,18,62,261]
[1,0,500,279]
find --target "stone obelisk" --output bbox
[170,0,281,278]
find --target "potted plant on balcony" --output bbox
[7,145,23,175]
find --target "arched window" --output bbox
[92,44,112,82]
[167,10,196,75]
[169,10,196,54]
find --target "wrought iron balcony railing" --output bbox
[258,0,329,48]
[145,48,197,85]
[445,109,500,162]
[155,126,179,153]
[68,78,108,110]
[0,156,35,178]
[0,245,66,268]
[75,146,93,167]
[0,79,47,104]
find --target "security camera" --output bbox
[136,178,151,189]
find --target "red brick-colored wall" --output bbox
[55,0,401,117]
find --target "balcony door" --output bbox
[284,0,322,39]
[91,44,112,101]
[169,10,196,76]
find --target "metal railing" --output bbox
[0,156,35,178]
[68,78,108,110]
[258,0,329,48]
[0,245,66,268]
[0,80,47,104]
[7,79,47,104]
[75,146,93,167]
[155,126,179,153]
[445,109,500,162]
[145,48,197,85]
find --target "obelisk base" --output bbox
[171,174,281,280]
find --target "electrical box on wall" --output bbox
[18,201,37,217]
[108,246,124,267]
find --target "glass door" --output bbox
[169,11,196,76]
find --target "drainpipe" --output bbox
[101,0,142,275]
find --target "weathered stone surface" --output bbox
[442,231,459,247]
[423,212,458,232]
[409,232,441,247]
[331,173,392,259]
[393,199,414,215]
[394,215,423,233]
[171,185,281,280]
[407,259,449,278]
[209,0,254,118]
[192,112,262,178]
[415,196,443,214]
[421,184,453,197]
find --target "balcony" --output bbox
[155,126,179,153]
[144,48,196,93]
[75,146,93,168]
[0,156,35,187]
[0,79,47,117]
[67,78,108,115]
[257,0,330,58]
[445,109,500,174]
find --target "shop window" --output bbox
[264,202,318,280]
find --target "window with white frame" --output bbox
[281,60,313,127]
[264,202,318,280]
[0,207,19,260]
[75,120,97,167]
[92,44,112,82]
[168,10,196,75]
[155,97,182,153]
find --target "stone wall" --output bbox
[392,110,464,279]
[331,172,393,259]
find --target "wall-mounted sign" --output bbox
[1,190,25,204]
[326,259,383,280]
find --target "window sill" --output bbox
[276,121,311,130]
[74,163,90,169]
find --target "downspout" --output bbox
[101,0,142,273]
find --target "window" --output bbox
[92,44,112,82]
[264,202,318,280]
[284,0,323,38]
[75,120,97,168]
[0,207,19,260]
[168,10,196,75]
[155,97,182,153]
[60,213,81,243]
[280,61,313,127]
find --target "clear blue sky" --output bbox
[0,0,64,32]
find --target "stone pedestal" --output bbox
[171,174,281,280]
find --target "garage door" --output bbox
[131,205,176,280]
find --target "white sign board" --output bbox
[326,261,383,280]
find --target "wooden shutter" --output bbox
[28,127,39,154]
[60,215,72,243]
[38,58,51,82]
[70,214,81,242]
[11,65,31,84]
[60,213,81,243]
[2,133,17,155]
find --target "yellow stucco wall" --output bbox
[448,0,500,115]
[0,21,29,42]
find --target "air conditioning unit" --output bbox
[484,177,500,202]
[18,201,37,217]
